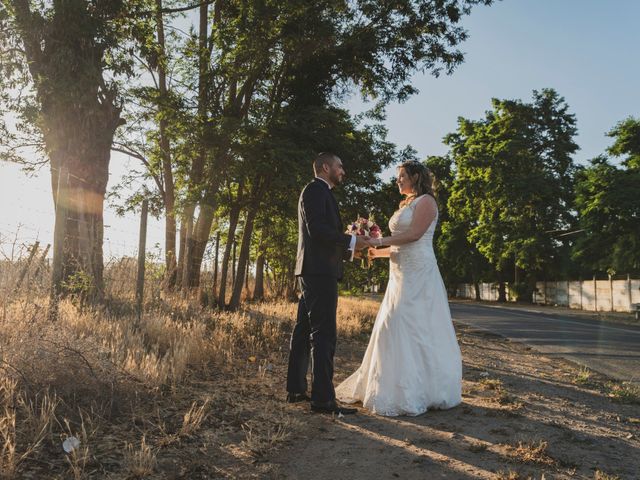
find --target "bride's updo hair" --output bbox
[399,160,436,207]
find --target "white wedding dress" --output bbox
[336,195,462,416]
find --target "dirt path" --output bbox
[18,301,635,479]
[265,324,640,480]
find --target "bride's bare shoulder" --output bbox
[415,194,437,210]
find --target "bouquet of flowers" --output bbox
[346,217,381,267]
[346,217,381,239]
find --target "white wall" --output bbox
[456,277,640,313]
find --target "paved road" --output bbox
[450,302,640,383]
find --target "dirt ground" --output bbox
[261,323,640,480]
[14,303,638,479]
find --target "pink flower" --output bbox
[346,216,382,239]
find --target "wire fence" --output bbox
[1,161,167,259]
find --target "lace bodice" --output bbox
[388,195,438,271]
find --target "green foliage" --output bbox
[0,0,149,163]
[444,89,579,298]
[61,270,94,296]
[607,117,640,169]
[573,118,640,274]
[573,156,640,274]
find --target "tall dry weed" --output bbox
[123,435,156,478]
[62,415,93,480]
[0,377,59,478]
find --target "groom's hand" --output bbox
[354,235,370,250]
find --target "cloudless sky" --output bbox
[2,0,639,258]
[361,0,640,170]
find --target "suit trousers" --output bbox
[286,275,338,403]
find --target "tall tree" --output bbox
[573,118,640,274]
[0,0,147,300]
[446,89,579,301]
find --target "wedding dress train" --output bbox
[336,195,462,416]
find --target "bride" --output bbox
[336,160,462,416]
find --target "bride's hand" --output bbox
[367,247,379,260]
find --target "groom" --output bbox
[286,152,367,414]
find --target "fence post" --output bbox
[14,241,40,292]
[32,244,51,280]
[609,273,614,312]
[579,277,583,310]
[628,274,633,313]
[136,200,149,325]
[593,275,597,312]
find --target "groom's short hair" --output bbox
[313,152,338,175]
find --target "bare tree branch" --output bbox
[111,143,166,198]
[138,0,216,16]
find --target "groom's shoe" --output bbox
[310,400,357,415]
[286,392,311,403]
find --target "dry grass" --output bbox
[335,295,380,336]
[495,471,524,480]
[240,403,300,457]
[2,255,637,478]
[505,439,555,465]
[123,436,156,478]
[62,415,92,480]
[606,381,640,404]
[0,377,59,478]
[478,377,524,409]
[594,470,621,480]
[574,366,592,385]
[0,257,303,477]
[179,399,210,437]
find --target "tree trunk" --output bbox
[212,231,220,300]
[217,185,244,307]
[252,231,266,301]
[474,281,481,301]
[50,143,113,301]
[178,2,210,291]
[497,272,507,303]
[232,235,237,285]
[13,0,123,303]
[176,221,187,288]
[186,200,216,287]
[229,202,259,310]
[155,0,177,289]
[180,214,196,290]
[285,263,297,302]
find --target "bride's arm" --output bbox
[368,246,391,259]
[371,195,437,247]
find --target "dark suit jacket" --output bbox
[295,178,352,279]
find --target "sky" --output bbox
[1,0,639,259]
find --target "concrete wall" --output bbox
[456,277,640,313]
